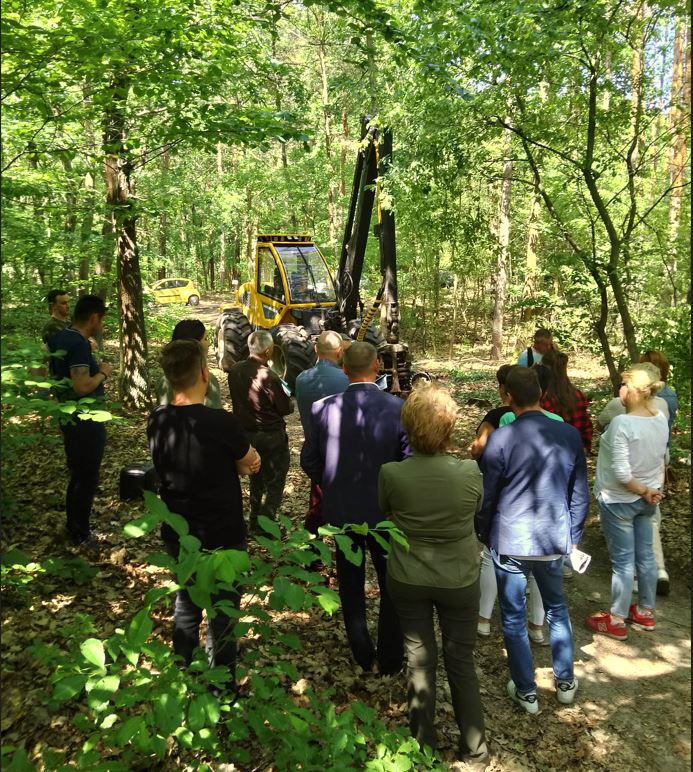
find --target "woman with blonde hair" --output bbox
[379,382,489,769]
[586,365,668,640]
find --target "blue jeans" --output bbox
[493,553,574,694]
[597,497,657,618]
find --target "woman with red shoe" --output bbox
[586,364,669,640]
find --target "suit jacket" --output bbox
[300,382,410,527]
[295,359,349,433]
[476,410,589,556]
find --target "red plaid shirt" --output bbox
[540,389,593,453]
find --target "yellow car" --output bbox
[148,278,200,306]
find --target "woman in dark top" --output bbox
[379,383,489,768]
[469,364,514,460]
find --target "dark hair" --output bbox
[533,328,552,343]
[343,341,378,375]
[496,364,515,386]
[505,366,541,408]
[160,340,204,391]
[72,295,107,322]
[540,350,577,413]
[532,364,552,396]
[172,319,206,342]
[46,289,67,306]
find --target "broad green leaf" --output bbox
[126,608,153,647]
[53,674,88,702]
[80,638,105,670]
[335,534,363,566]
[257,515,281,539]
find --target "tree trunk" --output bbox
[316,32,338,249]
[491,122,512,360]
[522,185,541,320]
[103,73,150,407]
[666,19,690,306]
[218,143,226,288]
[157,148,170,280]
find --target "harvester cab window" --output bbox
[275,245,336,303]
[258,247,285,302]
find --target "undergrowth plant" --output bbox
[6,493,441,770]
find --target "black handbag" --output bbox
[119,463,159,500]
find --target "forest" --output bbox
[1,0,690,769]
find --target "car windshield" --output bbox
[274,245,336,303]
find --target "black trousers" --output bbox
[164,541,242,684]
[334,532,404,673]
[61,419,107,544]
[387,576,488,762]
[246,429,290,526]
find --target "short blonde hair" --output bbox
[621,363,663,400]
[401,382,458,454]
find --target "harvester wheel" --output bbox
[270,325,316,393]
[215,309,252,372]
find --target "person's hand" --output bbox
[248,449,261,474]
[642,488,663,505]
[100,362,114,379]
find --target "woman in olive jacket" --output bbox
[379,383,489,769]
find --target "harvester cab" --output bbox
[215,120,420,396]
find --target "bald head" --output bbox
[315,331,344,363]
[343,341,379,382]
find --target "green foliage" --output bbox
[637,306,691,404]
[21,493,432,769]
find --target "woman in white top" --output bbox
[586,364,668,641]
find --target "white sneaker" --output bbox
[528,626,545,644]
[477,621,491,637]
[507,679,540,715]
[556,677,579,705]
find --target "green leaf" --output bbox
[126,608,153,647]
[53,674,88,702]
[387,529,410,552]
[257,515,281,539]
[115,715,144,747]
[335,534,363,566]
[349,522,369,535]
[313,586,341,615]
[80,638,105,670]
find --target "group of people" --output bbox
[42,297,677,769]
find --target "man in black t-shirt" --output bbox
[148,340,260,682]
[48,295,113,546]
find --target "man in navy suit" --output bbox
[476,366,589,715]
[301,342,409,674]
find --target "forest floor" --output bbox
[1,296,691,771]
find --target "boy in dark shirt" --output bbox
[148,340,260,683]
[469,364,515,460]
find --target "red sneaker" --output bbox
[585,611,628,640]
[628,604,656,631]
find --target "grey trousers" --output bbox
[246,429,290,526]
[387,575,488,763]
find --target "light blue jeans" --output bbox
[493,553,573,694]
[597,497,657,618]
